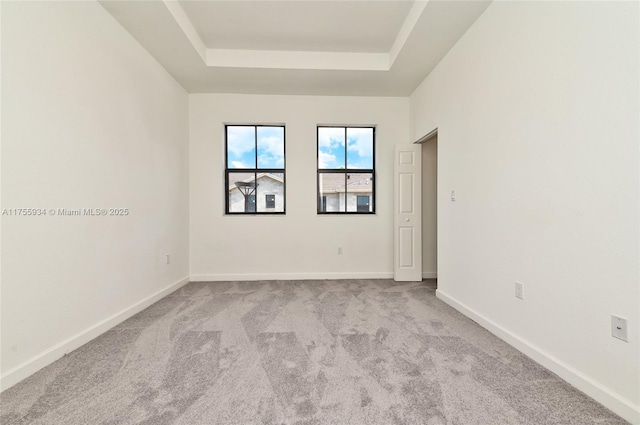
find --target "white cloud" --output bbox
[319,151,337,169]
[257,135,285,168]
[227,126,255,156]
[318,127,345,148]
[231,161,246,168]
[346,128,373,157]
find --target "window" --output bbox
[225,125,285,214]
[265,194,275,209]
[319,195,327,212]
[357,195,370,212]
[317,126,375,214]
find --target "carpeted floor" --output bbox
[0,279,628,424]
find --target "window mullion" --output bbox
[344,126,348,212]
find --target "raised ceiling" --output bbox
[179,1,414,52]
[100,0,491,96]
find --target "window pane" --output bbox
[319,195,327,212]
[228,171,257,213]
[318,172,345,212]
[346,127,373,169]
[357,196,370,212]
[318,127,345,169]
[265,194,275,209]
[257,126,285,169]
[256,172,285,212]
[227,126,256,169]
[346,173,373,212]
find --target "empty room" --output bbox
[1,1,638,424]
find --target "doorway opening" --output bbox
[417,129,437,289]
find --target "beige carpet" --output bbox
[0,279,628,424]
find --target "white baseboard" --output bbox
[0,276,190,392]
[190,272,394,282]
[422,271,437,279]
[436,289,640,425]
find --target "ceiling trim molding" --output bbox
[389,0,428,68]
[207,49,389,71]
[163,0,207,63]
[161,0,431,72]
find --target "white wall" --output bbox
[1,1,189,389]
[410,1,639,422]
[421,137,437,278]
[190,94,409,280]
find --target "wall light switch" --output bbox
[515,281,524,300]
[611,315,628,342]
[451,190,456,201]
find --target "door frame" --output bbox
[415,127,438,145]
[393,127,438,282]
[415,128,438,280]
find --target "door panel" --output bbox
[399,173,414,214]
[399,227,415,268]
[394,144,422,281]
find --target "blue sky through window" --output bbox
[227,126,284,169]
[227,126,255,169]
[257,126,285,168]
[347,127,373,169]
[318,127,373,169]
[318,127,345,169]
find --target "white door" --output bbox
[394,144,422,281]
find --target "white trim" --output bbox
[414,127,438,144]
[207,49,389,71]
[161,0,426,72]
[161,0,395,72]
[422,271,437,279]
[0,276,190,392]
[436,289,640,424]
[190,272,394,282]
[162,0,207,63]
[389,0,429,67]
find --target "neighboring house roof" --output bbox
[228,172,284,192]
[228,172,373,194]
[319,173,373,194]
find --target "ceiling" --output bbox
[180,1,414,52]
[100,0,491,96]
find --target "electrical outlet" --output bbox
[515,281,524,300]
[166,254,171,265]
[337,246,343,255]
[611,315,628,342]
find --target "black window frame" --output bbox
[225,124,286,215]
[316,125,375,214]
